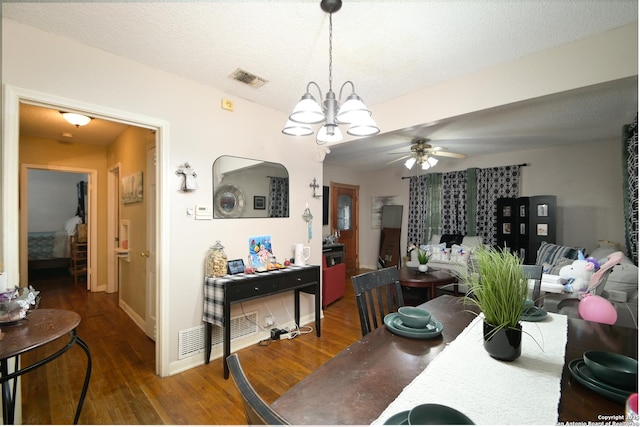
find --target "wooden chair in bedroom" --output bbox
[69,225,88,286]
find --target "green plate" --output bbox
[384,313,443,339]
[521,307,547,322]
[391,316,439,333]
[383,410,410,425]
[568,359,630,403]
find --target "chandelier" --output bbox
[282,0,380,145]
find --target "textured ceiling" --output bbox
[5,1,638,170]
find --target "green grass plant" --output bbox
[462,246,528,331]
[417,248,430,264]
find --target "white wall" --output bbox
[28,170,87,232]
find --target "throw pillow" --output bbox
[541,257,575,275]
[536,242,582,267]
[430,246,451,263]
[439,234,464,248]
[450,244,471,264]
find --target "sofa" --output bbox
[535,241,638,329]
[405,234,485,294]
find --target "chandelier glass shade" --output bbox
[405,155,439,170]
[282,0,380,145]
[61,112,92,127]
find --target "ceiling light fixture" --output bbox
[282,0,379,145]
[61,112,92,127]
[405,155,439,171]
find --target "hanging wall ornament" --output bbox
[302,204,313,242]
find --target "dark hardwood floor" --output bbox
[19,267,364,424]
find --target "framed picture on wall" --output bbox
[502,206,512,217]
[537,204,549,217]
[537,223,548,236]
[122,171,143,204]
[254,196,266,210]
[502,223,511,234]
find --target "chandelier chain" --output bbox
[328,12,333,91]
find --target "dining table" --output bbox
[271,294,638,425]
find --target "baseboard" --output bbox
[119,298,145,332]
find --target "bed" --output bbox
[28,230,71,270]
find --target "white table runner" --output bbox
[372,312,568,425]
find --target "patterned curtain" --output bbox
[475,165,521,245]
[623,115,638,264]
[441,170,467,234]
[424,174,442,242]
[268,177,289,217]
[407,174,441,246]
[407,176,428,247]
[76,180,86,223]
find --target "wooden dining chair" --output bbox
[522,264,544,306]
[351,267,405,336]
[226,354,289,425]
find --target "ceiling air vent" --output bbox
[229,68,268,89]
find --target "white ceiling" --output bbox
[5,1,638,171]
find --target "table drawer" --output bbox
[225,267,319,301]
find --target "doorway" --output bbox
[3,85,170,376]
[330,182,360,274]
[20,167,96,290]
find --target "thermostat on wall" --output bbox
[195,204,213,220]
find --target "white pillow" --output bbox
[422,243,445,256]
[450,244,472,264]
[430,246,451,263]
[64,216,82,236]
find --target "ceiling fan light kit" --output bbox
[389,138,465,170]
[282,0,380,145]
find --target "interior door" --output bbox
[145,143,157,340]
[330,182,359,274]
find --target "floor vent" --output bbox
[178,311,258,360]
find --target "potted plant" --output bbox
[417,248,430,272]
[461,246,528,361]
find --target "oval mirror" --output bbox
[213,156,289,218]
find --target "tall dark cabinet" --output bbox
[496,195,557,264]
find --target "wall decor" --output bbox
[212,155,289,218]
[537,204,549,216]
[214,184,246,218]
[537,223,548,236]
[371,195,401,229]
[254,196,266,210]
[122,171,143,204]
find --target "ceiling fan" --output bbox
[386,138,466,170]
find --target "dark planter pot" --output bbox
[483,321,522,361]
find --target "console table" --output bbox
[203,265,321,379]
[0,309,91,424]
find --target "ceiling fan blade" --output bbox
[431,150,466,159]
[386,155,411,165]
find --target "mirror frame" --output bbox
[212,155,289,218]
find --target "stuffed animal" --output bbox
[559,256,597,293]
